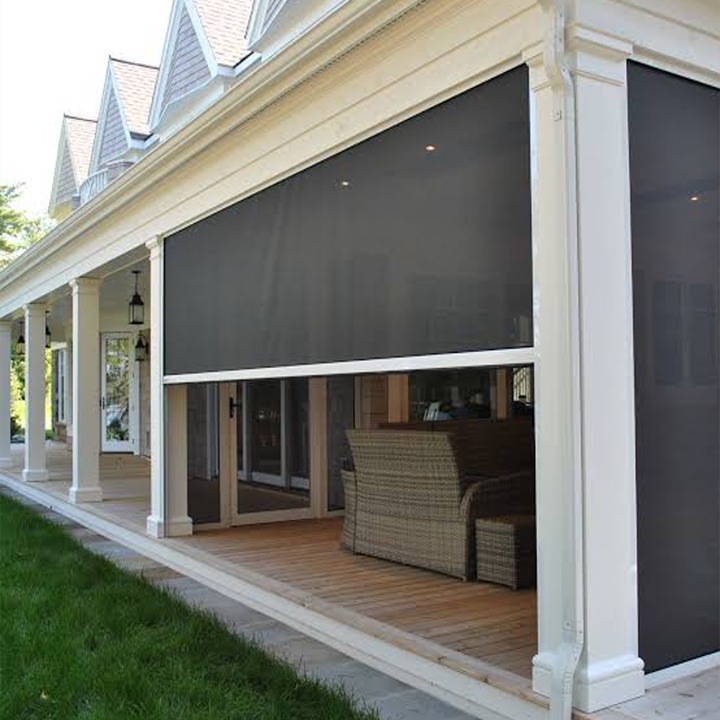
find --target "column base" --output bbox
[0,457,13,468]
[69,485,103,503]
[146,515,193,538]
[533,652,645,712]
[22,468,49,482]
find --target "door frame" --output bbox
[100,332,138,453]
[223,380,316,526]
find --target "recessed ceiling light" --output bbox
[340,180,351,188]
[425,144,436,152]
[690,194,700,202]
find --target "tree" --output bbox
[0,184,54,268]
[0,184,55,434]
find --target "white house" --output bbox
[0,1,717,719]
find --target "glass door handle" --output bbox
[229,398,238,419]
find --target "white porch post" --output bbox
[568,28,643,710]
[146,236,192,538]
[146,236,166,536]
[0,321,13,467]
[64,322,73,444]
[22,303,48,481]
[69,278,102,503]
[527,15,643,714]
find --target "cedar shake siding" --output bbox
[97,90,128,166]
[55,143,77,206]
[162,6,211,110]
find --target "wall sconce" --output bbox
[135,333,148,362]
[128,270,145,326]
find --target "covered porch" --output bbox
[2,441,537,683]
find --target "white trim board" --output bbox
[164,348,536,384]
[0,470,548,720]
[644,653,720,690]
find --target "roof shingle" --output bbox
[64,115,97,183]
[192,0,252,68]
[111,58,159,137]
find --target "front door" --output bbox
[101,333,134,453]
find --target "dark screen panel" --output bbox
[164,66,532,375]
[628,62,720,672]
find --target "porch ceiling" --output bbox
[10,253,150,337]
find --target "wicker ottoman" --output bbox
[475,515,536,590]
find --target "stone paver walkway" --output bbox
[2,488,476,720]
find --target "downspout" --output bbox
[539,2,586,719]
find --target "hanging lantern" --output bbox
[45,312,51,349]
[16,329,25,356]
[128,270,145,326]
[134,333,148,362]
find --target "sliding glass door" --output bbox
[230,379,311,523]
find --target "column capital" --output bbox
[23,302,47,317]
[146,236,164,260]
[69,277,102,295]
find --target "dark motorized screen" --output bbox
[164,66,532,375]
[628,62,720,672]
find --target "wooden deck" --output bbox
[5,443,537,680]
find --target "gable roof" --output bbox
[111,58,159,137]
[64,116,97,182]
[192,0,252,67]
[149,0,252,131]
[89,58,159,174]
[48,115,97,217]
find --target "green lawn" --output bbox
[0,493,378,720]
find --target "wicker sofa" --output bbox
[342,425,535,580]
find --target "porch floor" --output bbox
[5,443,537,680]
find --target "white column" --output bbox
[0,321,13,467]
[166,383,192,536]
[569,28,643,711]
[146,236,166,536]
[526,17,643,713]
[69,278,102,503]
[22,303,48,481]
[146,237,191,537]
[63,322,73,444]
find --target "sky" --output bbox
[0,0,173,217]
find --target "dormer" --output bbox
[48,115,97,221]
[82,58,158,205]
[246,0,343,60]
[149,0,252,138]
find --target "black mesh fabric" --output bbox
[164,66,532,375]
[628,62,720,671]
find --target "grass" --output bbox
[0,493,378,720]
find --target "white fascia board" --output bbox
[184,0,219,77]
[248,0,349,59]
[148,0,186,131]
[151,76,227,141]
[245,0,269,48]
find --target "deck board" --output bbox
[183,521,537,677]
[6,443,537,679]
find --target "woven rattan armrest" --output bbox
[460,472,534,521]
